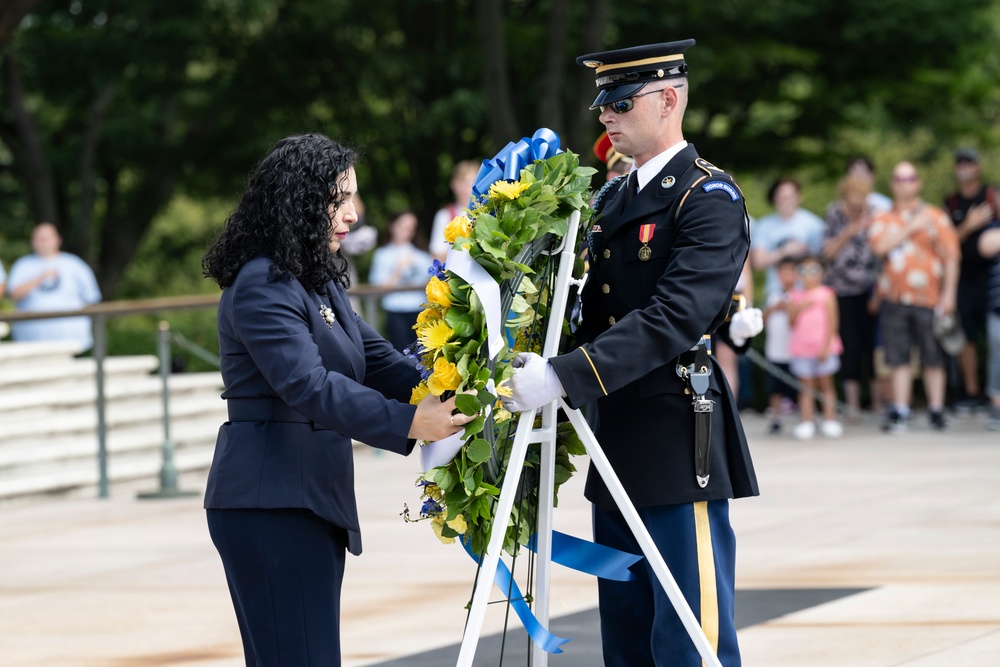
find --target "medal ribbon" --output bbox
[639,224,655,244]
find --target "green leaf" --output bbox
[462,468,477,493]
[444,308,476,339]
[430,467,457,492]
[466,438,492,463]
[455,393,481,416]
[463,413,485,437]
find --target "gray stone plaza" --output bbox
[1,411,998,666]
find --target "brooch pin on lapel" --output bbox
[319,305,336,328]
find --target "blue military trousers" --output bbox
[208,508,348,666]
[594,499,741,666]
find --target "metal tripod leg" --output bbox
[559,399,724,667]
[456,406,540,667]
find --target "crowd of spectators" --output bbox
[753,149,1000,437]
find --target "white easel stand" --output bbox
[455,210,724,667]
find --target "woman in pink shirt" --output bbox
[788,256,844,439]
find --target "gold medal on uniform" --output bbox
[638,224,655,261]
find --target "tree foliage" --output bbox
[0,0,996,296]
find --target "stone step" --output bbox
[0,339,83,362]
[0,392,226,441]
[0,441,217,499]
[0,416,224,472]
[0,355,159,390]
[0,372,223,415]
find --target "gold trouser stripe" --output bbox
[594,53,684,74]
[694,501,720,665]
[579,347,608,396]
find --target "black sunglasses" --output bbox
[599,84,684,114]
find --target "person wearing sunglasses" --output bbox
[869,161,960,434]
[504,40,757,667]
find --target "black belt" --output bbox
[227,398,311,424]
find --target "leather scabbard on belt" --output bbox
[675,335,713,488]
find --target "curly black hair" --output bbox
[203,133,357,292]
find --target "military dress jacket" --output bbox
[204,256,420,555]
[549,144,759,510]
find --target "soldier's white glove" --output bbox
[502,352,565,413]
[729,307,763,347]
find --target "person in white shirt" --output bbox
[7,222,101,351]
[429,160,479,261]
[368,211,433,352]
[751,176,825,299]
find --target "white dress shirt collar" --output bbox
[631,140,688,192]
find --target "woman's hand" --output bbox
[408,392,476,442]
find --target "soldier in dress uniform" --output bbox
[504,40,759,667]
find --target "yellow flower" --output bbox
[443,214,472,244]
[416,307,444,326]
[418,319,455,351]
[427,356,462,396]
[494,379,513,397]
[488,180,531,201]
[426,277,452,307]
[410,382,430,406]
[446,514,468,534]
[431,516,456,545]
[494,407,512,423]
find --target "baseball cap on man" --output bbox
[577,39,695,110]
[954,147,980,163]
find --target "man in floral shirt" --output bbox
[869,161,960,433]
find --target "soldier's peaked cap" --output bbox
[577,39,695,110]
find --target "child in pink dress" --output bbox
[788,256,844,439]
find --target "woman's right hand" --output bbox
[408,393,476,442]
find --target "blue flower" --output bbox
[427,259,447,281]
[421,498,443,517]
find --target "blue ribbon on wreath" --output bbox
[463,530,643,654]
[470,127,562,202]
[463,539,571,654]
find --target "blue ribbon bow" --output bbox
[471,127,562,203]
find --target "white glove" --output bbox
[729,307,763,347]
[502,352,566,413]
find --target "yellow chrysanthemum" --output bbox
[417,319,455,351]
[416,307,444,326]
[426,276,452,307]
[443,214,473,244]
[410,382,430,406]
[427,356,462,396]
[431,516,456,545]
[446,514,468,534]
[488,180,531,201]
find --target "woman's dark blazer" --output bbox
[204,256,421,555]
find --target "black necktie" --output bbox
[623,170,639,206]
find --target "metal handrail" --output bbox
[0,284,416,498]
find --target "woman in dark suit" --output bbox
[202,134,471,666]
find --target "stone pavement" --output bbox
[1,411,998,667]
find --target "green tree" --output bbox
[1,0,996,299]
